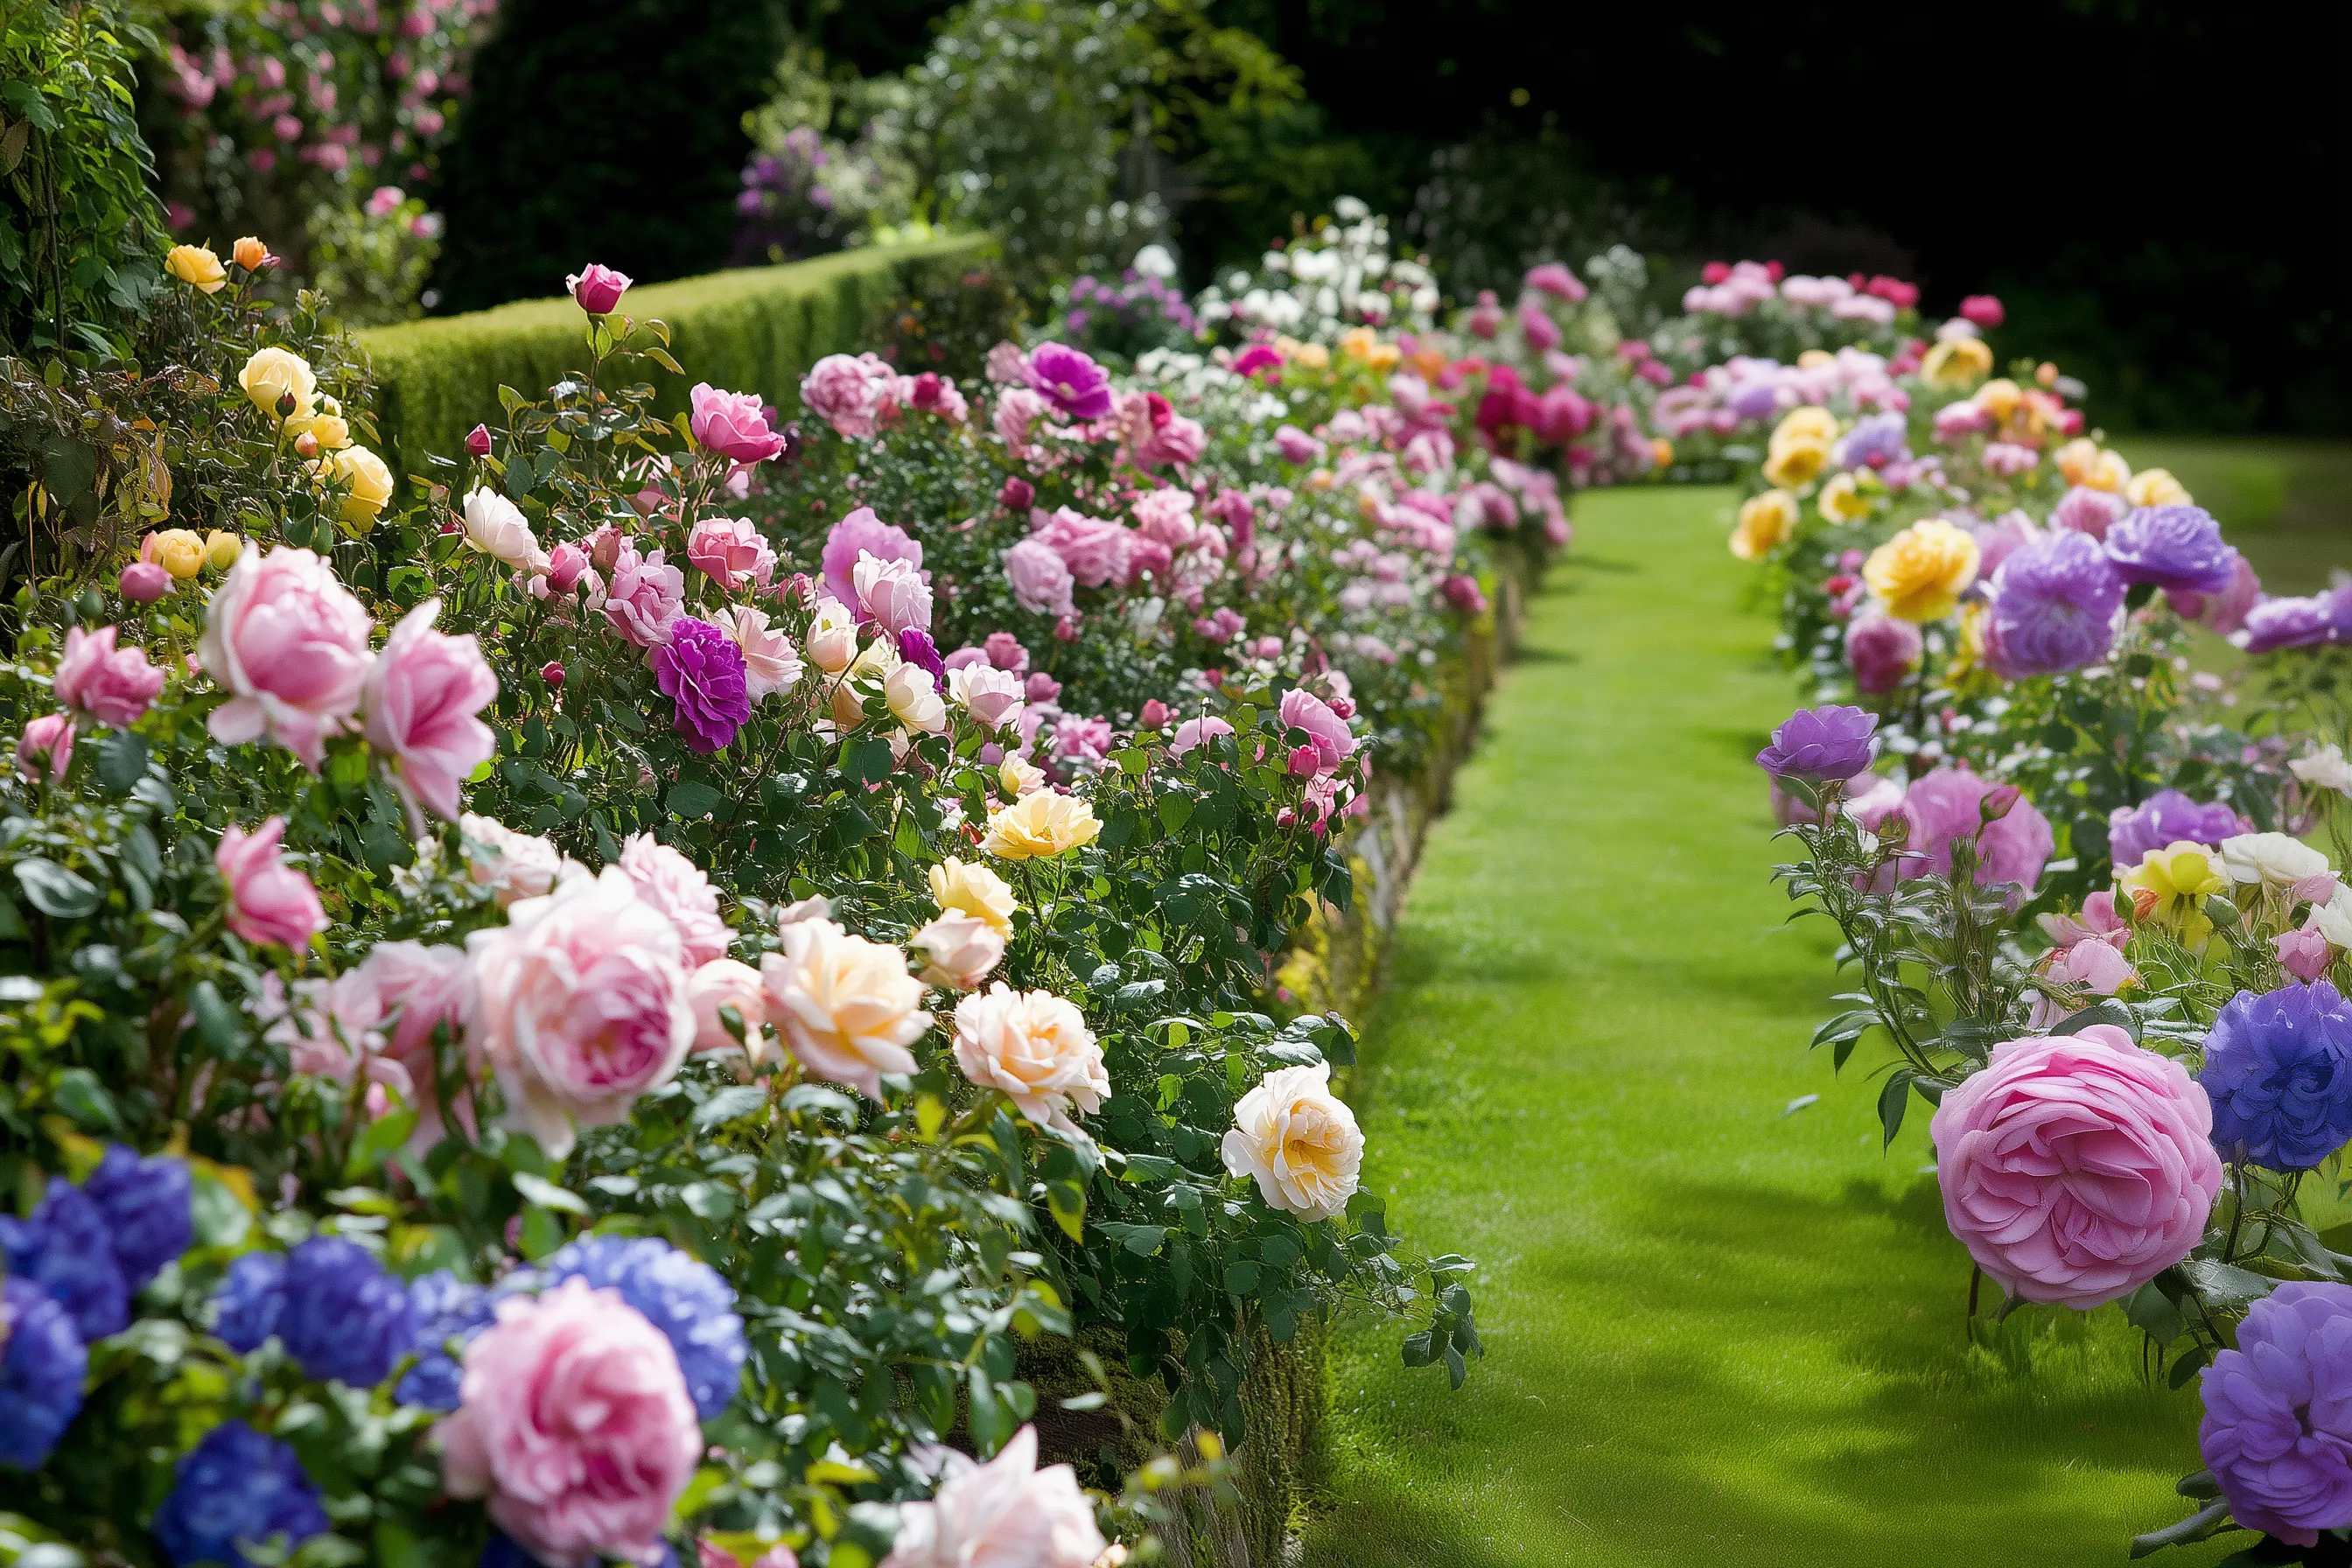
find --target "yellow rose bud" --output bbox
[2055,437,2132,494]
[319,444,394,527]
[146,528,206,579]
[1864,518,1980,622]
[928,857,1018,934]
[239,346,318,424]
[1972,377,2022,424]
[1919,335,1993,388]
[1760,435,1830,489]
[999,754,1046,798]
[1817,470,1873,523]
[2124,467,2192,508]
[164,244,228,295]
[980,790,1102,861]
[1730,489,1798,561]
[232,236,271,271]
[1651,437,1675,469]
[203,529,242,571]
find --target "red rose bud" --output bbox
[998,476,1035,511]
[541,661,564,688]
[911,373,942,410]
[465,424,493,457]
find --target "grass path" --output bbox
[1298,486,2234,1567]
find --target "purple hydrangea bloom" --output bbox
[2107,789,2250,868]
[1833,411,1911,470]
[897,626,946,682]
[81,1143,193,1291]
[1026,340,1115,422]
[1754,704,1880,783]
[523,1235,746,1419]
[2201,982,2352,1171]
[0,1177,129,1342]
[277,1236,416,1388]
[0,1275,87,1470]
[819,508,924,610]
[2105,505,2241,593]
[1984,530,2125,678]
[395,1270,494,1412]
[653,618,752,754]
[211,1251,286,1352]
[2198,1281,2352,1546]
[151,1419,330,1568]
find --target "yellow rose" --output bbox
[143,528,206,579]
[203,529,242,571]
[232,236,270,271]
[1864,518,1980,622]
[1795,349,1834,371]
[2055,438,2132,494]
[1817,471,1872,523]
[1365,340,1402,372]
[1950,600,1992,679]
[239,346,318,423]
[929,857,1018,934]
[164,244,227,295]
[1730,489,1797,561]
[1760,436,1830,488]
[980,790,1102,861]
[2119,842,2228,946]
[287,410,353,452]
[319,444,394,526]
[2125,467,2192,508]
[1769,406,1838,453]
[999,754,1046,798]
[1919,335,1993,388]
[1972,378,2022,424]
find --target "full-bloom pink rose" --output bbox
[686,517,777,593]
[991,386,1051,458]
[15,711,72,781]
[352,938,478,1146]
[1929,1025,2221,1308]
[362,599,497,823]
[617,833,732,967]
[689,383,788,465]
[1031,508,1132,588]
[1004,539,1075,619]
[1277,689,1355,774]
[217,816,328,950]
[1274,425,1324,465]
[718,604,802,704]
[1169,715,1234,758]
[949,665,1025,732]
[800,354,894,440]
[200,543,374,770]
[853,552,934,638]
[438,1279,700,1568]
[1894,766,2054,906]
[603,541,684,648]
[465,867,695,1158]
[1524,261,1587,303]
[54,624,165,728]
[879,1426,1106,1568]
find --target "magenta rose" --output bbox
[217,816,328,950]
[565,262,632,316]
[1024,341,1113,423]
[438,1279,700,1568]
[1844,613,1922,695]
[199,543,374,770]
[688,382,788,465]
[1929,1025,2221,1308]
[362,599,498,823]
[54,624,165,729]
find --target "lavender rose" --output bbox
[1984,529,2124,677]
[2200,1282,2352,1545]
[2106,788,2250,867]
[2105,504,2241,593]
[1754,704,1879,784]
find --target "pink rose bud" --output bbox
[631,485,666,518]
[215,816,328,949]
[2278,926,2334,983]
[16,711,73,782]
[53,624,166,729]
[998,476,1035,511]
[1276,807,1298,829]
[1959,294,2006,328]
[541,661,564,688]
[465,424,493,457]
[120,561,173,603]
[1139,699,1171,730]
[2294,872,2342,907]
[1025,672,1061,704]
[1054,615,1079,643]
[1327,696,1354,720]
[293,430,320,458]
[566,262,632,316]
[1287,744,1320,778]
[546,542,587,593]
[1981,785,2020,822]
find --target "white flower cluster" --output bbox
[1194,196,1439,344]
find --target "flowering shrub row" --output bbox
[1705,273,2352,1558]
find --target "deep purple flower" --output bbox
[2199,1281,2352,1546]
[1755,704,1879,783]
[1026,341,1114,423]
[898,626,945,682]
[2107,789,2250,867]
[278,1236,416,1387]
[653,618,752,754]
[1984,530,2124,677]
[2239,593,2336,654]
[818,506,923,611]
[2201,982,2352,1171]
[522,1234,747,1419]
[395,1270,494,1411]
[81,1143,193,1290]
[1833,411,1910,469]
[2105,505,2241,593]
[1,1275,87,1470]
[0,1178,129,1342]
[151,1419,330,1568]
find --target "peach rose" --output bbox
[759,916,929,1099]
[1221,1061,1363,1221]
[950,984,1108,1134]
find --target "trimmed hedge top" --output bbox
[358,233,993,485]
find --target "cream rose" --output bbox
[459,813,584,907]
[911,911,1006,991]
[463,487,542,569]
[980,791,1101,861]
[928,858,1017,934]
[950,984,1107,1134]
[760,916,930,1098]
[885,663,948,735]
[719,603,804,704]
[1221,1061,1363,1222]
[807,597,858,675]
[239,346,318,421]
[2292,745,2352,796]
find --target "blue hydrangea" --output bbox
[150,1419,330,1568]
[395,1271,495,1411]
[212,1251,288,1353]
[0,1275,88,1470]
[81,1143,194,1290]
[0,1177,129,1342]
[2201,981,2352,1170]
[528,1235,746,1419]
[277,1236,416,1387]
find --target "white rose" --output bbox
[2219,831,2331,889]
[949,984,1107,1134]
[460,487,540,569]
[1221,1060,1363,1222]
[760,916,929,1098]
[886,663,948,735]
[947,665,1026,733]
[2293,744,2352,796]
[879,1426,1104,1568]
[720,603,804,704]
[911,911,1005,991]
[807,596,859,675]
[2314,890,2352,952]
[999,754,1047,798]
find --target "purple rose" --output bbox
[1895,767,2054,903]
[2199,1281,2352,1546]
[652,619,752,754]
[897,627,945,681]
[1755,704,1879,784]
[2105,504,2240,593]
[2238,587,2352,654]
[1833,411,1910,470]
[1025,341,1113,423]
[1844,614,1922,695]
[2050,485,2128,542]
[2107,789,2249,867]
[820,507,923,611]
[2200,981,2352,1171]
[1984,530,2124,678]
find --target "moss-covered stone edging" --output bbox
[355,234,992,488]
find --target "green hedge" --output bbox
[356,233,993,486]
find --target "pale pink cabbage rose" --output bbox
[1169,716,1233,758]
[438,1279,701,1568]
[1004,539,1075,618]
[853,551,934,637]
[911,912,1005,991]
[759,916,930,1098]
[689,382,788,464]
[216,816,328,949]
[460,814,578,907]
[1030,508,1132,588]
[991,387,1051,457]
[718,604,803,703]
[465,867,695,1158]
[603,541,685,648]
[362,599,498,822]
[200,543,374,770]
[879,1426,1106,1568]
[1929,1025,2221,1308]
[53,624,165,728]
[686,517,777,592]
[948,665,1025,732]
[617,833,732,967]
[686,958,770,1060]
[352,939,479,1146]
[15,712,72,782]
[950,984,1109,1134]
[800,354,894,439]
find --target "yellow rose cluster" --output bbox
[1863,518,1980,622]
[1729,490,1797,560]
[234,346,392,527]
[140,528,242,580]
[1760,405,1836,489]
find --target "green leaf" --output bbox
[93,731,148,794]
[510,1172,588,1214]
[1096,1222,1166,1256]
[1876,1070,1913,1149]
[692,1084,768,1132]
[52,1068,122,1133]
[13,858,99,919]
[1045,1179,1086,1243]
[1224,1260,1261,1296]
[842,736,895,786]
[668,782,724,821]
[189,981,244,1057]
[344,1110,420,1180]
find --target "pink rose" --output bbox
[820,507,924,610]
[1273,425,1324,465]
[2279,925,2335,984]
[1517,302,1562,353]
[2027,937,2139,1028]
[991,387,1051,458]
[438,1279,701,1568]
[1004,539,1075,619]
[618,833,732,967]
[689,383,788,465]
[1277,689,1354,773]
[351,939,478,1146]
[800,354,893,440]
[853,552,934,638]
[120,561,172,602]
[879,1426,1105,1568]
[465,867,695,1158]
[1894,766,2054,906]
[1524,262,1586,303]
[1929,1026,2221,1308]
[362,599,497,823]
[686,517,777,593]
[216,816,328,950]
[546,542,589,594]
[15,711,72,782]
[1168,715,1233,759]
[466,424,494,458]
[686,958,769,1058]
[1030,508,1131,588]
[717,604,803,704]
[565,262,632,316]
[2040,891,2129,948]
[1844,614,1922,695]
[54,624,165,728]
[2166,553,2262,636]
[603,542,684,648]
[950,665,1025,733]
[200,543,374,770]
